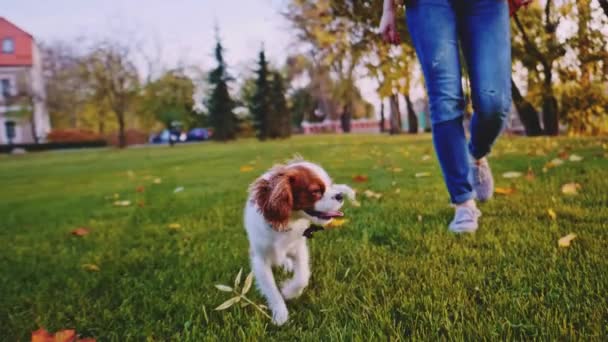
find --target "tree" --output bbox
[250,49,272,140]
[206,32,237,141]
[269,71,290,138]
[288,87,315,129]
[141,70,195,129]
[82,41,140,147]
[511,79,543,136]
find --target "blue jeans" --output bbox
[406,0,511,203]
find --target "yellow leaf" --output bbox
[421,155,431,161]
[153,178,162,184]
[568,154,583,162]
[324,218,347,228]
[545,158,564,169]
[395,188,401,194]
[415,172,430,178]
[363,189,382,199]
[561,182,581,195]
[547,208,557,220]
[82,263,100,272]
[239,165,254,173]
[495,187,516,195]
[389,167,403,173]
[558,233,577,247]
[168,223,181,230]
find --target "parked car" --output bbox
[186,128,210,141]
[149,129,187,144]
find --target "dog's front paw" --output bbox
[280,257,294,273]
[271,302,289,326]
[281,280,305,300]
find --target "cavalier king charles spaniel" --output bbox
[244,159,354,325]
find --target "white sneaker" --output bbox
[449,205,481,233]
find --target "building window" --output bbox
[2,38,15,53]
[1,79,10,98]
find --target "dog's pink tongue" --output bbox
[322,211,344,218]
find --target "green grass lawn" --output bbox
[1,134,607,340]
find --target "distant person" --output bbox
[380,0,516,233]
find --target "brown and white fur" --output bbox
[244,159,354,325]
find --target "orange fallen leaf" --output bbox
[32,328,95,342]
[71,227,90,237]
[136,185,145,193]
[558,150,569,160]
[495,187,516,195]
[352,174,369,183]
[239,165,254,173]
[561,182,581,195]
[558,233,577,247]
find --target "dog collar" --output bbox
[303,224,325,239]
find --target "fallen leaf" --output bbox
[558,233,577,247]
[389,167,403,173]
[351,200,361,207]
[363,189,382,199]
[558,150,569,160]
[174,186,184,193]
[113,200,131,207]
[561,182,581,195]
[415,172,430,178]
[126,170,135,178]
[325,218,347,228]
[71,227,90,236]
[568,154,583,162]
[32,328,53,342]
[136,186,145,193]
[545,158,564,169]
[417,215,423,222]
[547,208,557,220]
[421,155,431,161]
[32,328,94,342]
[502,171,522,179]
[352,174,369,183]
[82,263,100,272]
[153,178,162,184]
[53,330,76,342]
[495,187,516,195]
[395,188,401,194]
[239,165,254,173]
[168,223,181,230]
[137,201,145,208]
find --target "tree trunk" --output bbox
[541,70,559,136]
[389,94,402,135]
[117,111,127,148]
[379,100,385,133]
[30,117,39,144]
[340,104,352,133]
[404,94,418,134]
[511,79,543,136]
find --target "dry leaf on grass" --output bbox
[82,264,100,272]
[568,154,583,162]
[495,187,516,196]
[136,186,145,193]
[71,227,90,236]
[558,233,577,247]
[174,186,184,193]
[239,165,254,173]
[415,172,430,178]
[547,208,557,220]
[32,328,96,342]
[525,168,535,181]
[545,158,564,169]
[389,167,403,173]
[421,155,431,161]
[363,189,382,199]
[168,223,181,230]
[352,174,369,183]
[561,182,581,195]
[153,178,162,184]
[325,218,347,229]
[502,171,522,179]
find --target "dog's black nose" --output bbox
[334,193,344,202]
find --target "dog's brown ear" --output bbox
[252,171,293,230]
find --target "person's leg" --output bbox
[406,0,475,205]
[459,0,512,160]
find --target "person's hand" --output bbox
[379,0,401,45]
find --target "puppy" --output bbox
[244,159,354,325]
